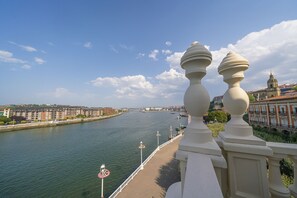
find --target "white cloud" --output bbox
[21,64,31,70]
[91,75,155,99]
[84,42,92,49]
[162,49,172,55]
[165,41,172,46]
[165,20,297,97]
[34,57,45,64]
[48,42,54,46]
[88,20,297,105]
[148,49,159,60]
[9,41,37,52]
[136,52,145,59]
[0,50,26,64]
[156,68,185,82]
[165,52,185,72]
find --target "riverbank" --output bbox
[0,112,123,132]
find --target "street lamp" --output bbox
[100,164,105,198]
[98,164,110,198]
[169,125,173,142]
[156,131,161,150]
[139,141,145,170]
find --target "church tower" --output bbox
[266,72,280,98]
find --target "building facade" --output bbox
[3,105,117,121]
[248,96,297,133]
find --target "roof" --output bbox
[253,95,297,102]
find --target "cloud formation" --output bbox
[84,42,92,49]
[0,50,26,64]
[34,57,45,64]
[165,41,172,46]
[21,64,31,70]
[90,20,297,105]
[148,49,159,60]
[9,41,37,52]
[166,20,297,95]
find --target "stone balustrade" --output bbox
[267,142,297,198]
[165,42,297,198]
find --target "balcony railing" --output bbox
[267,142,297,197]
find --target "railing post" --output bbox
[218,52,273,198]
[289,156,297,197]
[268,155,290,198]
[175,42,226,196]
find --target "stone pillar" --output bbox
[176,42,226,195]
[218,52,272,198]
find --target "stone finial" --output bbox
[180,42,212,78]
[218,51,249,85]
[218,51,252,136]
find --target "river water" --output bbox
[0,111,187,197]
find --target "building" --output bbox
[248,95,297,133]
[2,105,117,121]
[249,73,281,100]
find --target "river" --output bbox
[0,111,187,197]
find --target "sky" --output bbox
[0,0,297,108]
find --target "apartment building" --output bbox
[248,95,297,133]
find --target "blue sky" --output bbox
[1,0,297,108]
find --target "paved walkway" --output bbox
[117,136,182,198]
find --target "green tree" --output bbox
[0,116,11,123]
[247,93,255,102]
[208,111,228,123]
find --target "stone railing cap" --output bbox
[218,51,249,74]
[180,41,212,68]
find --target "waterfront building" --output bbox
[248,95,297,133]
[2,105,117,121]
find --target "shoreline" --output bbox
[0,112,123,133]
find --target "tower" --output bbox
[266,72,280,98]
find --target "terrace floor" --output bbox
[116,136,182,198]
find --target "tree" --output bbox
[0,116,11,123]
[247,93,256,102]
[208,111,228,123]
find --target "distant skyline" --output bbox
[1,1,297,108]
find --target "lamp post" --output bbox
[97,164,110,198]
[156,131,161,150]
[139,141,145,170]
[100,164,105,198]
[169,125,173,142]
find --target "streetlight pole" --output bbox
[156,131,161,150]
[100,164,105,198]
[97,164,110,198]
[170,125,173,142]
[139,141,145,170]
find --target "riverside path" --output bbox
[116,136,182,198]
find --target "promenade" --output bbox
[0,113,122,132]
[116,136,181,198]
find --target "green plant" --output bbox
[207,123,225,137]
